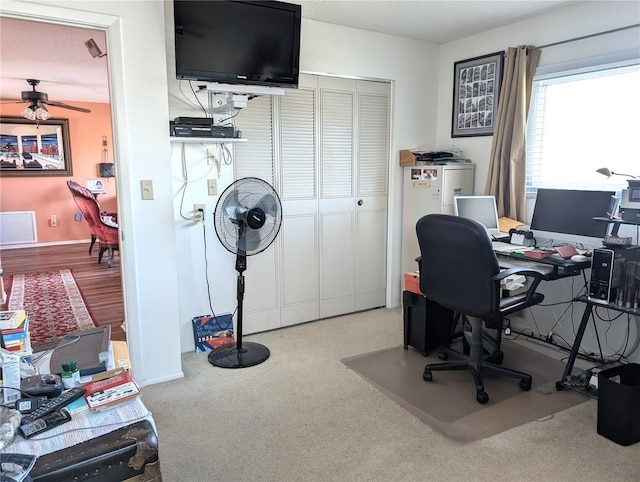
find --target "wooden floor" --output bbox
[1,242,126,341]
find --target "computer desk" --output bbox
[493,245,599,396]
[555,295,640,398]
[494,248,590,281]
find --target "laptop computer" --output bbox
[453,195,510,239]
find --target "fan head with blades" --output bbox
[214,177,282,256]
[1,79,91,119]
[209,177,283,369]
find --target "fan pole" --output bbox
[208,252,271,368]
[235,253,246,351]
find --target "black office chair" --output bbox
[416,214,546,403]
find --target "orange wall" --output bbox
[0,102,115,244]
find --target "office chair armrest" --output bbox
[494,266,544,282]
[493,267,544,306]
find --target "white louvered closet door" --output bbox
[279,75,320,327]
[234,74,390,332]
[318,76,357,318]
[354,80,389,312]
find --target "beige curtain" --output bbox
[485,46,541,221]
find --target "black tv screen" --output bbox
[530,189,616,239]
[174,0,301,88]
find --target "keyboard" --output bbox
[492,241,535,253]
[497,256,554,275]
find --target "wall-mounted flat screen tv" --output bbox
[174,0,302,89]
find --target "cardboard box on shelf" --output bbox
[400,149,420,167]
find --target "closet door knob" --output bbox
[357,199,363,206]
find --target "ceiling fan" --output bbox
[1,79,91,121]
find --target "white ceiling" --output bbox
[0,1,575,106]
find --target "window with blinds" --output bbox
[525,61,640,196]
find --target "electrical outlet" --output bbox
[207,148,216,165]
[207,179,217,196]
[50,214,57,227]
[194,204,206,222]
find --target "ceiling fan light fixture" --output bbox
[34,105,50,121]
[21,106,36,120]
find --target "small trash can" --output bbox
[597,363,640,446]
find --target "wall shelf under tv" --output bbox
[170,137,247,144]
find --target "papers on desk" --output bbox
[492,242,535,253]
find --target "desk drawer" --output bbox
[30,420,161,482]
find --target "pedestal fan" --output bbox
[209,177,283,368]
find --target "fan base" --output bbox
[208,341,270,368]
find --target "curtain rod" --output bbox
[537,23,640,50]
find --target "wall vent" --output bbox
[0,211,38,245]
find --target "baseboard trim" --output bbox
[0,239,90,250]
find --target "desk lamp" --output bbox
[596,167,637,180]
[596,168,640,223]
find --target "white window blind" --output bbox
[526,62,640,195]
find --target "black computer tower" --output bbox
[402,290,454,355]
[588,248,616,304]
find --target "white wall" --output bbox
[435,1,640,363]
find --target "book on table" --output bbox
[1,316,32,356]
[82,371,141,411]
[524,249,556,260]
[0,309,27,330]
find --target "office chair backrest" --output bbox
[416,213,500,318]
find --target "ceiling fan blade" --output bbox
[0,97,25,103]
[43,100,91,113]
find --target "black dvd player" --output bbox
[170,121,235,138]
[173,117,213,126]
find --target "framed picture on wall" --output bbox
[0,116,73,176]
[451,51,505,138]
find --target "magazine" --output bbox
[191,313,234,353]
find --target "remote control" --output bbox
[19,409,72,439]
[15,396,48,414]
[21,387,86,423]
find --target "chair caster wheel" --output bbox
[519,379,532,391]
[477,391,489,404]
[437,351,448,360]
[423,369,433,382]
[555,381,564,391]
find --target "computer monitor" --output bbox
[453,195,502,236]
[530,189,616,245]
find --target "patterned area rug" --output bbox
[8,269,96,345]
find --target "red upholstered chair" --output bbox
[67,180,119,267]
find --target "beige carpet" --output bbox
[342,340,589,442]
